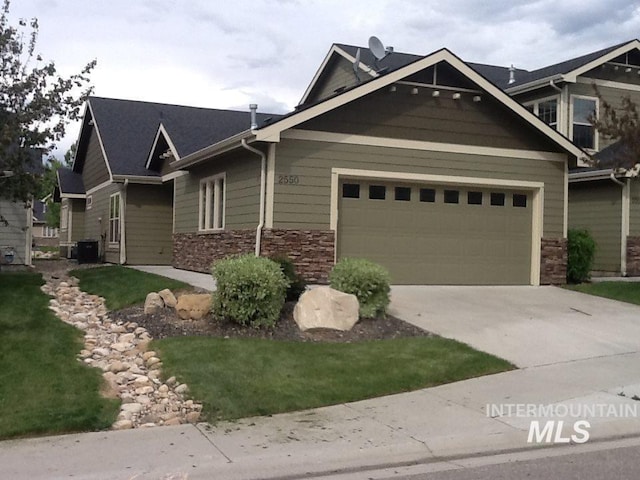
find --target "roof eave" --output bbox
[172,129,256,169]
[568,169,615,182]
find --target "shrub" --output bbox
[270,255,307,302]
[567,229,597,284]
[329,258,391,318]
[212,255,289,328]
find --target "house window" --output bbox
[43,226,58,238]
[342,183,360,198]
[467,191,483,205]
[572,96,598,150]
[420,188,436,203]
[490,192,505,206]
[525,96,558,130]
[369,185,386,200]
[109,193,121,243]
[199,174,225,231]
[444,190,459,204]
[86,195,93,210]
[513,194,527,208]
[60,205,68,230]
[395,186,411,201]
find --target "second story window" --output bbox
[572,96,598,150]
[525,97,558,130]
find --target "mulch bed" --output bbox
[110,301,431,343]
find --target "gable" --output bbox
[304,54,362,105]
[78,125,111,190]
[580,48,640,86]
[298,61,562,153]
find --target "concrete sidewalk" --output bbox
[3,351,640,479]
[128,265,216,291]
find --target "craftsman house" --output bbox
[169,46,585,285]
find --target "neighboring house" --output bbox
[57,97,277,265]
[497,39,640,276]
[170,46,585,285]
[32,197,59,248]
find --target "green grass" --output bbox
[153,336,514,422]
[565,281,640,306]
[0,272,119,440]
[71,266,190,310]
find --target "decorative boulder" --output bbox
[158,289,177,308]
[293,286,359,332]
[175,294,212,320]
[144,292,164,314]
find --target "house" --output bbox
[169,45,585,285]
[493,39,640,276]
[32,197,59,248]
[56,97,277,264]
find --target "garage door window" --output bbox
[467,191,482,205]
[420,188,436,203]
[444,190,459,204]
[395,186,411,201]
[490,192,505,206]
[513,194,527,208]
[369,185,386,200]
[342,183,360,198]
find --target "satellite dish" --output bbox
[368,36,387,60]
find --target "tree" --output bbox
[0,0,95,207]
[589,85,640,170]
[40,143,76,228]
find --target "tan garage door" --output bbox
[338,180,533,285]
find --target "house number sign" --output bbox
[278,175,300,185]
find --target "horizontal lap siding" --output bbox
[569,180,621,272]
[125,184,173,265]
[274,139,565,236]
[0,200,28,264]
[174,152,261,233]
[71,199,85,242]
[629,180,640,236]
[81,127,111,190]
[307,56,358,105]
[83,183,121,263]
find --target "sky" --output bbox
[7,0,640,158]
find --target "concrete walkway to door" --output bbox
[389,285,640,368]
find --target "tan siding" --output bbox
[83,183,122,263]
[569,180,622,272]
[0,200,29,264]
[160,156,175,176]
[300,87,562,152]
[125,184,173,265]
[513,87,559,106]
[71,199,85,242]
[306,56,359,105]
[174,151,261,233]
[81,127,111,190]
[274,138,565,236]
[628,179,640,236]
[59,198,70,242]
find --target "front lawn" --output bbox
[565,281,640,306]
[153,336,514,422]
[71,266,189,310]
[0,273,119,440]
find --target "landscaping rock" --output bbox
[158,289,177,308]
[175,293,212,320]
[144,292,164,314]
[293,286,359,332]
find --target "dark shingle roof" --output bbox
[57,167,85,194]
[85,97,281,177]
[32,200,45,222]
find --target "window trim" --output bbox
[198,173,226,232]
[60,204,68,230]
[86,194,93,210]
[524,94,560,130]
[569,94,599,152]
[109,193,121,245]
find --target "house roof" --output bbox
[57,166,86,195]
[75,97,281,178]
[32,200,45,223]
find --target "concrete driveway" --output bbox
[389,285,640,368]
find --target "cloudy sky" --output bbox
[8,0,640,157]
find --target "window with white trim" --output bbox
[524,96,559,130]
[199,173,225,231]
[43,226,58,238]
[109,193,121,243]
[86,195,93,210]
[571,96,598,150]
[60,205,68,230]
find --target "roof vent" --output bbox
[249,104,258,130]
[508,64,516,85]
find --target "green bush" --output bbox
[329,258,391,318]
[567,229,597,284]
[270,255,307,302]
[212,255,289,328]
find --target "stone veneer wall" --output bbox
[172,229,335,283]
[626,236,640,276]
[540,237,567,285]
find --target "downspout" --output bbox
[120,179,128,265]
[610,171,625,187]
[549,79,562,93]
[241,138,266,257]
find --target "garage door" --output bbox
[338,180,533,285]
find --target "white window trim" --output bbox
[86,194,93,210]
[524,94,560,130]
[570,94,599,152]
[109,193,121,245]
[198,173,226,232]
[60,204,68,230]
